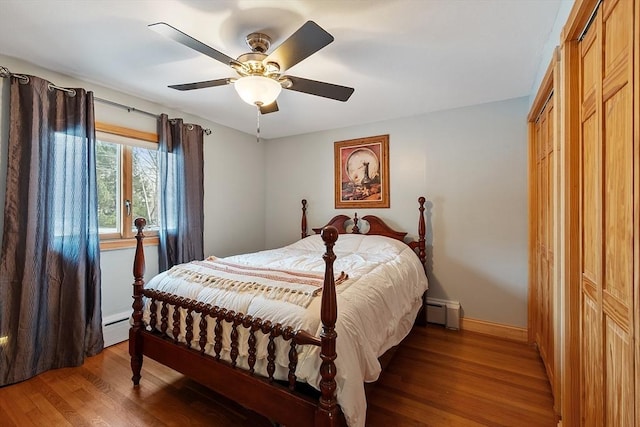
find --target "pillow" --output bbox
[332,233,368,253]
[352,234,407,255]
[287,234,326,252]
[289,233,407,255]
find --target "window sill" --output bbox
[100,235,160,251]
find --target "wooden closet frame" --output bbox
[527,47,561,416]
[542,0,640,424]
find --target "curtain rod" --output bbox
[0,66,212,135]
[95,96,157,119]
[94,97,212,135]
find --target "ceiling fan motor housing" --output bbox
[236,51,280,77]
[245,32,271,53]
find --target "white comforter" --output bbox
[143,233,428,427]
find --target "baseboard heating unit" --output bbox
[102,311,130,347]
[426,297,460,330]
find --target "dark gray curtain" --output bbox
[158,114,204,271]
[0,75,103,386]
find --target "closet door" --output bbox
[534,94,555,391]
[579,0,635,424]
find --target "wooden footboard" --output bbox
[129,219,344,427]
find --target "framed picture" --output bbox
[334,134,389,209]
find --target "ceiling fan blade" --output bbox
[168,78,231,91]
[283,76,354,102]
[149,22,241,67]
[264,21,334,72]
[259,101,279,114]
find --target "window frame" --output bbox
[96,122,160,250]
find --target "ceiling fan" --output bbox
[149,21,355,114]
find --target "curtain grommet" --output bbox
[47,83,76,97]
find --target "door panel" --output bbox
[581,114,600,283]
[603,87,632,305]
[532,93,555,389]
[582,296,603,425]
[605,318,633,426]
[578,0,635,424]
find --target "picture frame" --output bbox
[334,134,390,209]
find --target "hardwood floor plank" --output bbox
[0,397,20,427]
[0,325,556,426]
[372,378,553,426]
[408,333,547,380]
[379,366,553,418]
[400,339,551,393]
[25,385,74,427]
[366,326,556,426]
[42,374,107,424]
[389,351,554,408]
[78,364,167,426]
[368,387,488,426]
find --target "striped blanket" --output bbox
[165,256,350,308]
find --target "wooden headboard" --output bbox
[300,197,427,267]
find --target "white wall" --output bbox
[265,97,529,327]
[529,0,574,106]
[1,55,531,328]
[0,54,265,321]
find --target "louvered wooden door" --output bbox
[578,0,636,424]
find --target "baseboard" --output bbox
[460,317,528,343]
[102,311,130,347]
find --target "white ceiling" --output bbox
[0,0,566,139]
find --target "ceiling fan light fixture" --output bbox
[234,76,282,107]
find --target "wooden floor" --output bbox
[0,325,556,426]
[367,326,557,426]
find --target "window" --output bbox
[52,132,87,238]
[96,122,160,249]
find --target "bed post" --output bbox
[301,199,308,239]
[417,196,426,265]
[415,197,427,326]
[129,217,146,386]
[316,226,340,427]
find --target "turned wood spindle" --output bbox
[160,300,169,335]
[301,199,308,239]
[230,313,240,367]
[214,311,225,359]
[287,328,299,390]
[185,307,194,348]
[267,330,277,382]
[198,307,208,354]
[247,321,260,374]
[418,196,426,267]
[172,299,182,343]
[352,213,360,234]
[149,299,157,331]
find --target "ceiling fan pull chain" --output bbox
[256,104,261,143]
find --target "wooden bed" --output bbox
[129,197,427,427]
